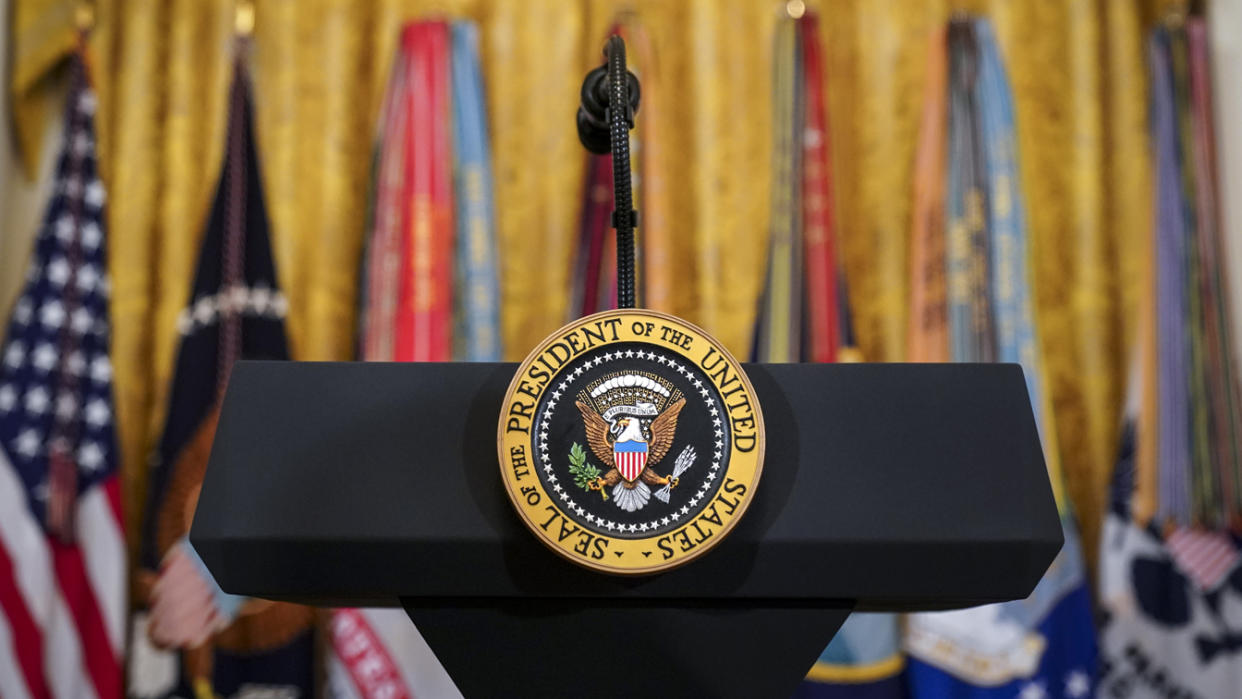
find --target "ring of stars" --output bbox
[535,346,729,537]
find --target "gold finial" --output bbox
[235,0,255,37]
[785,0,806,19]
[74,0,95,31]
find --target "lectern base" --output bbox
[402,600,851,698]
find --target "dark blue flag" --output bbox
[134,53,314,699]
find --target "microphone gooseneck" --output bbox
[577,35,640,309]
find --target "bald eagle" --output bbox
[575,398,686,512]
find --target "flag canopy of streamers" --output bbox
[343,20,501,699]
[1098,17,1242,698]
[901,20,1097,699]
[752,10,855,367]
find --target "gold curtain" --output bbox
[11,0,1165,575]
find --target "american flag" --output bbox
[0,56,125,699]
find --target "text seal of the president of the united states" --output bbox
[498,309,765,575]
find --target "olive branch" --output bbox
[568,442,608,500]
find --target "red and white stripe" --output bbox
[330,609,411,699]
[1166,526,1241,591]
[614,450,647,482]
[0,448,125,699]
[328,608,462,699]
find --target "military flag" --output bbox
[570,150,617,317]
[0,48,125,699]
[569,22,620,319]
[750,10,902,696]
[1153,26,1196,527]
[903,18,1097,699]
[942,19,994,365]
[799,612,905,699]
[450,22,503,362]
[753,14,803,363]
[133,51,315,698]
[907,27,950,364]
[1097,19,1242,696]
[333,19,502,699]
[1186,18,1242,525]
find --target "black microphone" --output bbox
[577,36,641,308]
[576,51,640,154]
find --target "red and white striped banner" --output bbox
[1166,526,1240,591]
[331,609,412,699]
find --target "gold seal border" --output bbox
[497,309,765,575]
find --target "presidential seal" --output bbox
[498,309,764,574]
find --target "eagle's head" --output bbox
[610,416,647,444]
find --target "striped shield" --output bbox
[614,441,649,482]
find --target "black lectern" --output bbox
[191,360,1061,698]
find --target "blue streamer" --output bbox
[451,21,503,361]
